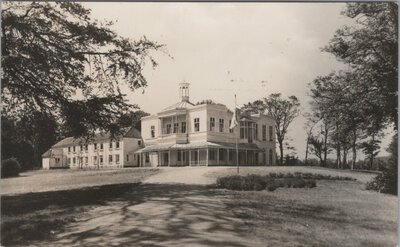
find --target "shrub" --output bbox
[216,174,317,191]
[1,158,21,178]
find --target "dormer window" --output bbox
[151,126,155,137]
[210,117,215,131]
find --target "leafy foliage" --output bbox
[242,93,300,165]
[2,2,163,138]
[1,158,21,178]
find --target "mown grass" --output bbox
[220,180,397,246]
[1,183,139,246]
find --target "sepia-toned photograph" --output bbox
[1,1,398,246]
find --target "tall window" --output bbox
[100,155,103,164]
[240,122,245,139]
[194,118,200,132]
[116,141,120,149]
[166,124,171,134]
[209,150,216,160]
[177,151,181,162]
[67,158,71,164]
[229,120,233,133]
[255,124,258,140]
[115,154,120,164]
[126,155,129,162]
[210,117,215,131]
[73,146,76,152]
[145,153,149,163]
[100,143,103,150]
[109,142,113,149]
[262,125,267,141]
[219,119,224,132]
[173,123,179,133]
[80,145,83,151]
[73,157,76,164]
[269,149,273,165]
[109,155,113,163]
[94,143,97,150]
[269,126,273,141]
[85,145,88,151]
[151,125,155,138]
[68,147,71,153]
[181,122,186,133]
[85,157,88,164]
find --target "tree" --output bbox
[118,110,150,131]
[2,2,163,139]
[309,135,324,166]
[244,93,300,165]
[359,135,382,170]
[323,2,398,129]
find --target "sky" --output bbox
[84,2,392,159]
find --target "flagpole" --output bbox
[235,94,239,174]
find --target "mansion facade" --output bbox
[42,83,276,169]
[130,83,276,167]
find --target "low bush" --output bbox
[1,158,21,178]
[283,172,356,181]
[216,174,316,191]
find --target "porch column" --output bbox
[168,150,171,167]
[206,148,209,166]
[227,149,230,165]
[189,150,192,166]
[140,153,142,167]
[217,148,220,166]
[197,149,200,166]
[245,150,248,166]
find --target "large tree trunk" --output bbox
[279,140,284,165]
[323,124,329,166]
[305,137,310,165]
[342,148,348,169]
[351,129,357,170]
[336,144,341,169]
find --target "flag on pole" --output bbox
[230,95,239,130]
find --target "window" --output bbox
[100,143,103,150]
[100,155,103,164]
[94,156,97,163]
[262,125,267,141]
[219,150,224,161]
[138,140,141,146]
[269,126,273,141]
[209,150,216,160]
[194,118,200,132]
[115,154,120,164]
[240,122,245,139]
[109,142,113,149]
[255,124,258,140]
[219,119,224,132]
[73,157,76,164]
[166,124,171,134]
[67,158,71,164]
[85,157,88,164]
[80,145,83,151]
[229,150,234,161]
[229,120,233,133]
[178,151,181,162]
[151,126,155,138]
[269,149,273,165]
[210,117,215,131]
[80,157,83,164]
[55,158,60,163]
[94,143,97,150]
[85,145,88,151]
[109,155,113,163]
[173,123,179,133]
[116,141,120,149]
[181,122,186,133]
[68,147,71,153]
[126,155,129,162]
[145,153,149,163]
[73,146,76,152]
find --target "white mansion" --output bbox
[42,83,276,169]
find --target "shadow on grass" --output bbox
[1,183,140,246]
[2,183,253,247]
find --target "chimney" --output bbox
[179,82,190,102]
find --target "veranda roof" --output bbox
[132,141,261,154]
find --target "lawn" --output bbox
[1,168,159,246]
[1,167,159,195]
[212,167,397,246]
